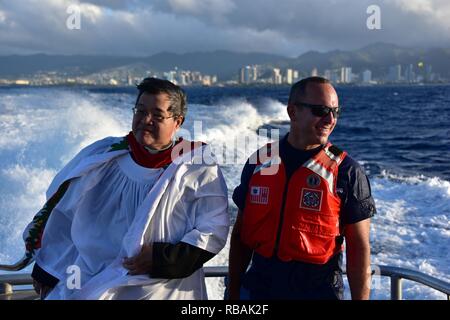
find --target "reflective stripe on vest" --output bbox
[241,142,347,264]
[303,143,345,194]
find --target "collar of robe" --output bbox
[127,132,182,169]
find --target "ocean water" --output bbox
[0,84,449,300]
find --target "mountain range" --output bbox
[1,43,449,80]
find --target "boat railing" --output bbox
[1,265,449,300]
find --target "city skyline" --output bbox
[1,41,448,86]
[1,1,450,57]
[1,60,444,87]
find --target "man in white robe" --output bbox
[0,78,230,300]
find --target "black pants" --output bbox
[241,254,344,300]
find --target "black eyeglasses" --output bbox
[132,107,177,122]
[293,102,341,118]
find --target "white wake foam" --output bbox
[369,172,450,299]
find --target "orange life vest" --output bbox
[241,142,347,264]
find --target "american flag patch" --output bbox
[250,186,269,204]
[300,188,323,211]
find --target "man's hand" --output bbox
[123,243,153,275]
[32,279,52,299]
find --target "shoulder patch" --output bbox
[328,145,343,157]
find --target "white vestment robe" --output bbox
[31,136,229,300]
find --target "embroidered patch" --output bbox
[250,186,269,205]
[306,173,321,188]
[300,188,323,211]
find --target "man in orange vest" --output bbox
[228,76,376,300]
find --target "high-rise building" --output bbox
[405,64,416,83]
[239,65,258,84]
[273,68,282,84]
[202,75,211,86]
[293,70,299,82]
[340,67,352,83]
[251,65,258,82]
[286,69,294,84]
[239,66,249,84]
[425,65,433,82]
[324,69,340,83]
[362,70,372,83]
[387,65,402,82]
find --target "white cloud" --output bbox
[0,10,6,24]
[79,2,103,24]
[392,0,450,30]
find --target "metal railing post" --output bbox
[390,276,403,300]
[0,282,13,295]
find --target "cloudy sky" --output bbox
[0,0,449,57]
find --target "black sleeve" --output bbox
[232,160,257,211]
[150,242,215,279]
[338,155,377,225]
[31,263,59,288]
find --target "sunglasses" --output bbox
[294,102,341,118]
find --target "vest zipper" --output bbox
[273,169,291,256]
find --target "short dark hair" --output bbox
[135,77,187,123]
[288,76,331,105]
